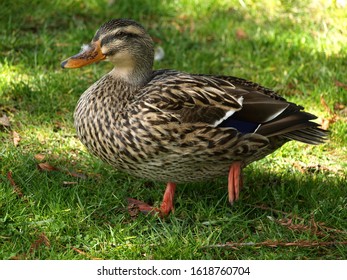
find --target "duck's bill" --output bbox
[61,41,106,69]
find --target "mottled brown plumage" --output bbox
[62,19,327,216]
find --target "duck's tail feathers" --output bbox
[256,111,328,145]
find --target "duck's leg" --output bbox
[228,161,243,204]
[127,182,176,217]
[159,182,176,216]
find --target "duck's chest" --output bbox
[73,78,148,168]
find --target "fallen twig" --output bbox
[202,240,347,249]
[250,204,347,236]
[6,171,25,198]
[72,247,102,260]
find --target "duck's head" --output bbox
[61,19,154,85]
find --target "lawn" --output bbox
[0,0,346,260]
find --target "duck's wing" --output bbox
[140,70,327,144]
[140,70,243,126]
[214,75,327,144]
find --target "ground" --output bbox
[0,0,346,259]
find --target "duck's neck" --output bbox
[108,52,153,87]
[109,66,152,87]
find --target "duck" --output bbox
[61,19,327,217]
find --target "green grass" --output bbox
[0,0,346,260]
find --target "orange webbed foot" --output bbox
[127,182,177,218]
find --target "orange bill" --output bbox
[61,40,106,69]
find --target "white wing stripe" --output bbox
[212,96,244,127]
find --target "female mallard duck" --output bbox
[62,19,327,216]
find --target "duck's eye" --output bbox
[100,32,130,47]
[115,31,128,38]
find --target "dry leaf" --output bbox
[334,102,345,111]
[12,131,21,146]
[34,153,46,161]
[320,95,339,129]
[320,116,339,130]
[10,254,28,260]
[0,114,10,127]
[30,232,50,254]
[127,198,142,218]
[7,171,24,198]
[335,80,347,90]
[235,28,248,40]
[320,95,334,115]
[127,197,163,218]
[320,118,331,130]
[37,162,59,171]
